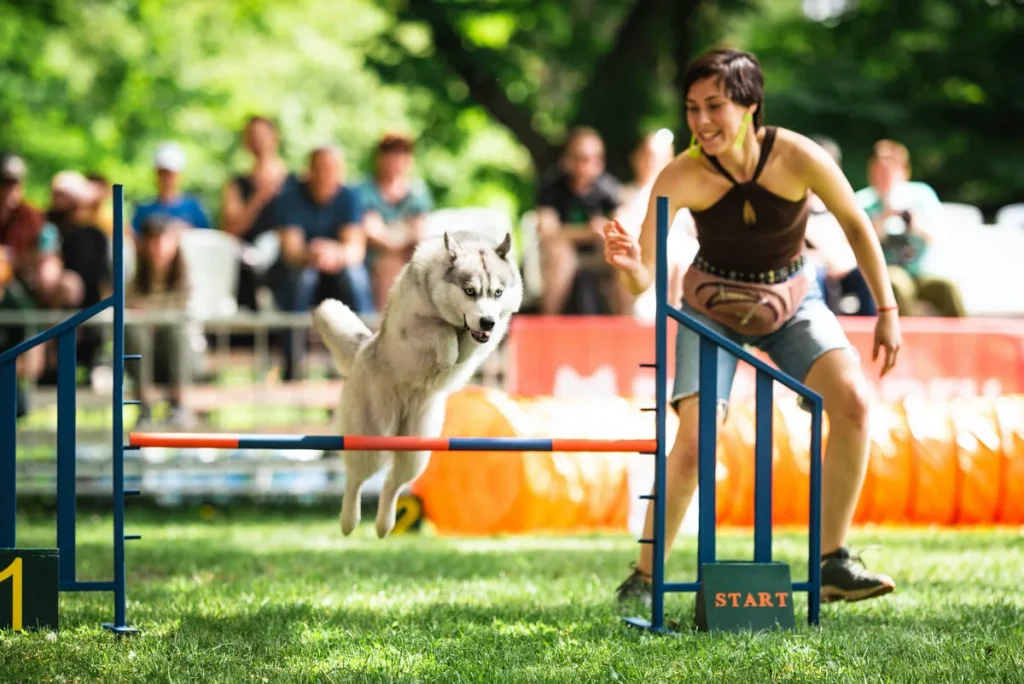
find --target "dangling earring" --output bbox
[687,132,701,158]
[733,111,752,151]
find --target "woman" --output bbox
[125,214,194,428]
[221,115,295,311]
[603,48,902,608]
[357,133,434,310]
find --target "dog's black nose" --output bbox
[479,317,495,331]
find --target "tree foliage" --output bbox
[368,0,753,191]
[1,0,1018,227]
[749,0,1024,212]
[0,0,523,217]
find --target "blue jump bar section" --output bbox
[665,305,823,404]
[232,435,567,451]
[109,183,130,633]
[61,581,116,592]
[450,437,555,451]
[808,394,824,625]
[650,195,670,631]
[1,361,16,548]
[0,296,115,368]
[663,582,701,592]
[697,335,718,580]
[754,370,774,564]
[57,330,78,584]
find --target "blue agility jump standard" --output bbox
[620,196,823,633]
[0,187,821,636]
[0,185,137,635]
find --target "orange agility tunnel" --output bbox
[412,387,673,535]
[413,388,1024,535]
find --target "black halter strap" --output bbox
[705,126,776,186]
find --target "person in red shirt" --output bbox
[0,153,45,265]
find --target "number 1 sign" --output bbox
[0,549,59,632]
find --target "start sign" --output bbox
[695,561,795,632]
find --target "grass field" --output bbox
[2,510,1023,683]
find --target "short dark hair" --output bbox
[562,126,603,152]
[377,133,414,155]
[246,115,278,132]
[681,48,765,130]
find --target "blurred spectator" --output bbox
[268,144,373,380]
[48,170,112,373]
[221,115,297,311]
[1,153,46,264]
[132,142,211,233]
[803,136,873,315]
[535,126,627,315]
[618,129,677,218]
[358,133,434,310]
[0,154,78,311]
[124,214,194,428]
[0,246,44,418]
[617,130,696,319]
[49,171,110,307]
[854,139,966,317]
[84,172,115,237]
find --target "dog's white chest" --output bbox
[456,331,480,363]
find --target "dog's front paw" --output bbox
[434,327,460,368]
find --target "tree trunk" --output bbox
[406,0,560,171]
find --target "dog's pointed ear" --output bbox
[495,232,512,260]
[444,231,460,259]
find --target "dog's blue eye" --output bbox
[494,289,503,298]
[463,287,476,297]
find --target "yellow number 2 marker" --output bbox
[392,496,423,535]
[0,557,23,631]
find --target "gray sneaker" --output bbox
[821,546,896,602]
[615,563,652,609]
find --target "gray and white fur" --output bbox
[313,229,523,538]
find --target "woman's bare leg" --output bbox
[804,348,895,601]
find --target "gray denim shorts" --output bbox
[670,267,857,410]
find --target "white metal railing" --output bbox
[1,307,509,414]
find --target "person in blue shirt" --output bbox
[356,134,435,309]
[853,139,965,317]
[131,142,211,233]
[267,144,374,380]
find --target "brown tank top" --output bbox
[689,126,809,274]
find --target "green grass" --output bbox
[2,511,1023,682]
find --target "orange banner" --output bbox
[507,315,1024,403]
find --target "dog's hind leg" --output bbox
[374,396,446,538]
[339,382,398,536]
[340,451,388,536]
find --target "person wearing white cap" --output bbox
[131,141,211,233]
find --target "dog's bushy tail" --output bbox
[313,299,372,376]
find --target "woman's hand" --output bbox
[872,310,902,377]
[602,220,642,274]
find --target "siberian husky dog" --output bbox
[313,229,523,538]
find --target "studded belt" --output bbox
[692,253,807,285]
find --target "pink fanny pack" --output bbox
[682,258,809,336]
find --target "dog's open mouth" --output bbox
[463,316,491,343]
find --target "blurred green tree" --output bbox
[366,0,749,210]
[749,0,1024,215]
[2,0,1019,230]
